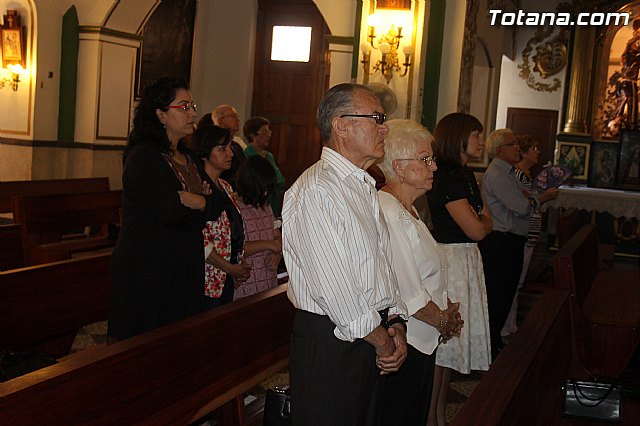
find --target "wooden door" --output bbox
[252,0,330,189]
[506,107,559,177]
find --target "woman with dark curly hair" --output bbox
[108,77,225,341]
[232,156,282,299]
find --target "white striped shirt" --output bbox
[282,147,408,342]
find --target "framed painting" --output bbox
[135,0,196,98]
[617,129,640,190]
[555,141,590,181]
[588,141,619,188]
[1,28,22,63]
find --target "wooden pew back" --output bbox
[0,285,295,425]
[556,207,580,248]
[11,190,122,265]
[452,290,574,425]
[0,177,110,214]
[0,253,111,355]
[552,224,599,307]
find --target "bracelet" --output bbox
[438,310,448,332]
[385,316,407,332]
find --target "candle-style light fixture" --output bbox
[361,13,413,85]
[0,64,23,91]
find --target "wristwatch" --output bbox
[384,316,408,332]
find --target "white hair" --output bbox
[378,119,434,181]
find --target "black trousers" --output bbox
[290,310,382,426]
[479,231,526,361]
[381,344,436,426]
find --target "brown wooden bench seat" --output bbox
[452,290,579,425]
[11,190,122,265]
[553,223,640,378]
[583,267,640,377]
[0,177,110,215]
[0,253,111,357]
[0,285,295,425]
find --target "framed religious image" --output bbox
[588,141,619,188]
[1,28,22,63]
[555,141,590,181]
[376,0,411,9]
[617,129,640,190]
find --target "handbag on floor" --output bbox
[263,386,291,426]
[562,379,621,422]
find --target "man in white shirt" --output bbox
[282,83,408,426]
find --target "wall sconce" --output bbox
[0,64,24,91]
[361,13,413,85]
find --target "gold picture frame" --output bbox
[555,141,591,181]
[1,28,22,63]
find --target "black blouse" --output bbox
[427,163,483,244]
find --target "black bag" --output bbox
[263,386,291,426]
[562,380,621,422]
[0,350,58,382]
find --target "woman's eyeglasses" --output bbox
[340,113,387,125]
[396,156,437,166]
[168,103,198,112]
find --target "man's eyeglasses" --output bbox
[340,113,387,125]
[396,155,437,167]
[168,103,198,113]
[499,142,519,149]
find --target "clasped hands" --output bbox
[439,300,463,343]
[367,316,408,376]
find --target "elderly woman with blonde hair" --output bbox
[377,119,462,426]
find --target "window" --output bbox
[270,26,312,62]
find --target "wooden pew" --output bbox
[553,223,640,378]
[0,285,295,425]
[553,223,600,307]
[11,190,121,265]
[0,223,24,270]
[0,177,110,215]
[452,290,577,425]
[556,207,615,267]
[0,253,111,357]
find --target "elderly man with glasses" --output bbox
[479,128,556,361]
[212,104,246,188]
[282,83,408,426]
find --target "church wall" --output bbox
[190,0,257,125]
[493,0,567,131]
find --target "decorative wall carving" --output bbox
[518,27,568,93]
